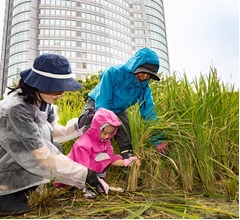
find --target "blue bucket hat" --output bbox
[20,53,82,92]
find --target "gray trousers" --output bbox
[80,97,133,153]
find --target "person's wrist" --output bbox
[120,149,133,159]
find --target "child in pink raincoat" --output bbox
[68,108,139,195]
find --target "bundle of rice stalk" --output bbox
[127,162,140,191]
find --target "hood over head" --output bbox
[124,47,160,78]
[134,63,160,81]
[88,108,121,140]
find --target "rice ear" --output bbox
[127,162,140,191]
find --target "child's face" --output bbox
[100,125,116,142]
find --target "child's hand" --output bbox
[124,156,140,167]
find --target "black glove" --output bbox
[78,107,96,131]
[86,169,105,193]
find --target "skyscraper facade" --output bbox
[0,0,169,96]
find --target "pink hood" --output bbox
[87,107,121,141]
[68,108,122,173]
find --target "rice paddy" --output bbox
[3,69,238,219]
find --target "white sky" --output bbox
[0,0,239,88]
[164,0,239,89]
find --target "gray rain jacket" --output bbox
[0,90,87,195]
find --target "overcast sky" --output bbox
[0,0,238,88]
[164,0,239,89]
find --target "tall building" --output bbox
[0,0,169,96]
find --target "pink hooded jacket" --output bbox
[68,108,123,173]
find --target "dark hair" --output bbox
[7,79,41,105]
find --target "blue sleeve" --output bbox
[138,85,158,121]
[94,68,115,110]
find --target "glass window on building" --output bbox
[82,63,87,69]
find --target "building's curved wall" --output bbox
[144,0,169,73]
[1,0,170,92]
[38,0,133,79]
[6,0,31,86]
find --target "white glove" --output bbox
[97,177,109,194]
[124,156,138,167]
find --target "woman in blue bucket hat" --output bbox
[0,54,105,216]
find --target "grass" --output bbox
[3,185,238,219]
[149,70,239,196]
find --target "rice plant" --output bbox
[56,68,238,198]
[21,69,238,218]
[149,68,239,197]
